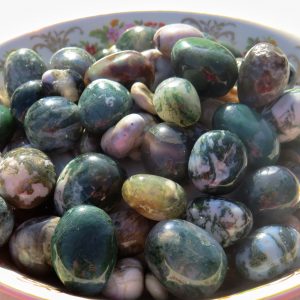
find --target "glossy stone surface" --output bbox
[213,103,280,167]
[187,196,253,247]
[153,23,204,57]
[262,88,300,143]
[238,166,300,218]
[238,43,289,109]
[84,50,154,88]
[49,47,96,77]
[9,216,59,275]
[110,206,153,257]
[24,96,82,152]
[102,258,144,300]
[145,219,227,299]
[122,174,187,221]
[142,48,175,90]
[10,80,44,123]
[235,225,300,281]
[78,79,132,134]
[288,62,297,89]
[0,104,14,147]
[171,37,238,97]
[51,205,117,295]
[116,25,156,51]
[153,77,201,127]
[188,130,247,194]
[41,69,84,102]
[101,113,156,159]
[0,147,56,209]
[54,153,125,215]
[145,273,169,300]
[4,48,47,97]
[141,122,190,181]
[0,196,14,246]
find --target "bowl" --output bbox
[1,10,300,300]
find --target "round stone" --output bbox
[0,196,14,247]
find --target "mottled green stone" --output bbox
[187,196,253,247]
[122,174,187,221]
[24,96,82,152]
[213,103,280,168]
[51,205,117,295]
[78,79,132,133]
[145,219,227,299]
[0,104,15,147]
[235,225,300,281]
[0,196,14,246]
[4,48,47,97]
[188,130,247,194]
[153,77,201,127]
[171,37,238,97]
[54,153,125,215]
[116,26,156,51]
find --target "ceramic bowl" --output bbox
[1,11,300,300]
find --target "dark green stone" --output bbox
[54,153,126,215]
[51,205,117,295]
[4,48,47,97]
[0,104,15,147]
[116,26,156,51]
[0,196,14,246]
[24,96,82,152]
[145,219,227,299]
[213,103,280,168]
[11,80,44,123]
[171,37,238,97]
[78,79,132,133]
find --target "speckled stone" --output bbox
[49,47,96,77]
[0,104,14,147]
[116,25,156,51]
[188,130,247,194]
[235,225,300,281]
[78,79,132,134]
[4,48,47,97]
[0,196,14,246]
[187,196,253,247]
[0,147,56,209]
[51,205,117,295]
[84,50,154,88]
[41,69,84,102]
[213,103,280,167]
[141,122,190,181]
[54,153,125,215]
[10,80,44,124]
[238,165,300,218]
[262,88,300,143]
[238,42,289,110]
[153,77,201,127]
[122,174,187,221]
[24,96,82,152]
[145,219,227,299]
[171,37,238,97]
[9,216,59,275]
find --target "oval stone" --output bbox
[122,174,187,221]
[235,225,300,281]
[51,205,117,295]
[238,42,289,110]
[145,219,227,299]
[171,37,238,97]
[54,153,125,215]
[153,77,201,127]
[187,196,253,247]
[78,79,132,134]
[213,103,280,167]
[188,130,247,194]
[4,48,47,97]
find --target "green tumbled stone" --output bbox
[145,219,227,299]
[0,104,15,147]
[171,37,238,97]
[51,205,117,296]
[153,77,201,127]
[0,196,14,246]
